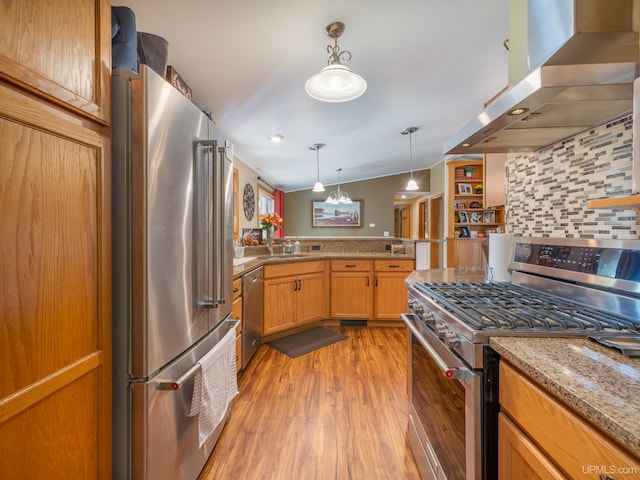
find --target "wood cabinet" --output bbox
[331,260,373,319]
[263,261,327,335]
[0,1,112,478]
[232,277,243,372]
[447,159,504,267]
[447,238,487,268]
[499,361,640,479]
[498,413,566,480]
[484,153,507,208]
[373,260,414,320]
[330,259,414,321]
[0,0,111,124]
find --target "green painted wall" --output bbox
[429,160,445,196]
[284,169,430,237]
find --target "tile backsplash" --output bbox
[506,114,638,239]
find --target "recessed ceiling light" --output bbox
[461,143,472,148]
[268,134,284,143]
[508,107,529,116]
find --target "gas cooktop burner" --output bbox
[414,281,639,333]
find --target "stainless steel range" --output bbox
[402,237,640,480]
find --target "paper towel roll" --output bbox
[488,233,514,282]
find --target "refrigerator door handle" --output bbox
[214,146,227,306]
[156,363,200,391]
[194,140,217,307]
[155,319,239,390]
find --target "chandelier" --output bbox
[325,168,352,204]
[402,126,420,191]
[305,21,367,103]
[310,143,325,192]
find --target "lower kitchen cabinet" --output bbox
[498,413,566,480]
[330,260,373,319]
[499,361,640,479]
[263,260,327,335]
[373,260,414,320]
[447,238,486,268]
[232,277,242,372]
[330,259,414,320]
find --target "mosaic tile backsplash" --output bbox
[506,114,638,239]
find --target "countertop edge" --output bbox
[233,252,415,278]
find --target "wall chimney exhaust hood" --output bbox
[444,0,639,155]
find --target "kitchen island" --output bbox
[492,336,640,476]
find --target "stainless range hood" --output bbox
[444,0,639,155]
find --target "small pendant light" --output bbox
[310,143,325,192]
[402,126,420,191]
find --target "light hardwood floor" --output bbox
[198,326,421,479]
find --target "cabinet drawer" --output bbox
[374,259,414,272]
[331,260,372,271]
[500,362,640,478]
[232,296,242,328]
[232,278,242,299]
[264,260,326,278]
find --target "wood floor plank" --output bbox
[198,326,420,479]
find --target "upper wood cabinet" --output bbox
[0,0,112,124]
[484,154,507,208]
[0,1,112,478]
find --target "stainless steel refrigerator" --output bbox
[111,65,236,480]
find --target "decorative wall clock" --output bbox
[243,183,255,220]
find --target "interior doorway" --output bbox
[394,204,412,238]
[428,195,444,268]
[417,195,444,268]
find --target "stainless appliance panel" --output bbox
[242,266,264,368]
[404,313,484,480]
[128,65,213,378]
[131,319,238,480]
[112,65,236,480]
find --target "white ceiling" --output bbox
[115,0,509,192]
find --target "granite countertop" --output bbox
[404,267,486,284]
[232,251,415,278]
[491,336,640,458]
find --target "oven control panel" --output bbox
[512,240,640,281]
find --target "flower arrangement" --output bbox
[259,212,283,231]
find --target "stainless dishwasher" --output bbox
[242,266,263,369]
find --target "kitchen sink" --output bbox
[233,256,258,267]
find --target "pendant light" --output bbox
[305,21,367,103]
[402,126,420,191]
[310,143,325,192]
[325,168,352,204]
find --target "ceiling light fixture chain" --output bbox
[402,126,420,191]
[310,143,326,192]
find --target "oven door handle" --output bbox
[402,313,475,380]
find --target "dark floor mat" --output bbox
[267,327,348,358]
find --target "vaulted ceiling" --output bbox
[116,0,509,192]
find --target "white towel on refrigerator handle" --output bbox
[188,326,238,448]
